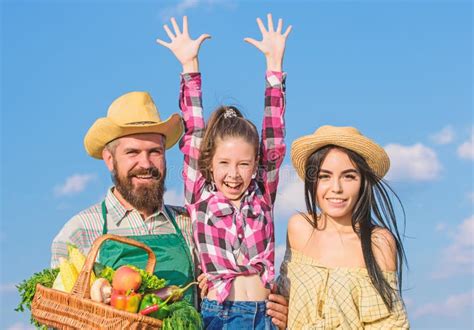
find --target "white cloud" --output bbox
[457,130,474,160]
[164,188,184,206]
[273,165,305,221]
[159,0,236,21]
[54,173,96,197]
[7,322,35,330]
[413,289,474,318]
[433,215,474,278]
[0,282,17,293]
[384,143,442,181]
[430,126,455,145]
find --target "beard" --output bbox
[112,159,166,215]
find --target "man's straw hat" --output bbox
[291,125,390,180]
[84,91,183,159]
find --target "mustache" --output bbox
[128,167,162,179]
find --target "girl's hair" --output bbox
[198,106,259,183]
[302,145,406,311]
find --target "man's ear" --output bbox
[102,147,114,172]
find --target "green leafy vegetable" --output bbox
[161,300,203,330]
[128,265,166,293]
[98,265,115,283]
[15,267,60,329]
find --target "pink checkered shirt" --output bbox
[179,71,286,303]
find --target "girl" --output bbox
[157,15,291,329]
[278,125,409,329]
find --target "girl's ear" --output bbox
[252,162,258,179]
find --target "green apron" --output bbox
[98,201,195,303]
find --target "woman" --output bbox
[278,125,409,329]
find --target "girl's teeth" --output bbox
[225,182,240,188]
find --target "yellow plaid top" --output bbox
[278,249,409,330]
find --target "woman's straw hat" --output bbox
[291,125,390,180]
[84,91,183,159]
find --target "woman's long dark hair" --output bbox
[302,145,406,310]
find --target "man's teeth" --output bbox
[136,175,152,179]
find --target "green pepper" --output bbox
[139,294,163,318]
[155,304,170,320]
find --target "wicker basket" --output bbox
[31,234,163,329]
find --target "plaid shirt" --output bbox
[179,71,286,302]
[51,188,195,269]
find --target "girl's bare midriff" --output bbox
[207,274,270,301]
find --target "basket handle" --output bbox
[71,234,156,299]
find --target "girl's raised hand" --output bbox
[156,16,211,73]
[244,13,292,72]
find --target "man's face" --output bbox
[104,133,166,214]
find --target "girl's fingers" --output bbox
[267,13,274,32]
[283,25,293,38]
[163,24,175,40]
[182,16,188,35]
[170,17,181,35]
[156,38,171,48]
[197,33,212,45]
[243,37,258,47]
[276,18,283,33]
[256,17,266,35]
[244,37,264,52]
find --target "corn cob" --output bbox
[52,272,65,292]
[67,244,96,286]
[59,257,78,293]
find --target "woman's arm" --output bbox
[156,17,210,206]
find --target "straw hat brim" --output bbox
[84,113,183,159]
[291,132,390,180]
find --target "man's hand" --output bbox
[156,16,211,73]
[267,292,289,329]
[244,13,292,72]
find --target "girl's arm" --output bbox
[157,17,210,206]
[245,14,292,205]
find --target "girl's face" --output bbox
[316,148,361,223]
[211,137,257,206]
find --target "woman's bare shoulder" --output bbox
[372,227,397,271]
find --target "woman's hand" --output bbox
[244,13,292,72]
[156,16,211,73]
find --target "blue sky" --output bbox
[1,0,473,328]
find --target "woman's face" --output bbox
[316,148,361,222]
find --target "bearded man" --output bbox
[50,91,200,303]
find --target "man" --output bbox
[51,90,289,326]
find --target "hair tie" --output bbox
[223,108,237,119]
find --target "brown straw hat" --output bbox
[291,125,390,180]
[84,91,183,159]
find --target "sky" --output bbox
[1,0,473,329]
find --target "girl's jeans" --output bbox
[201,298,278,330]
